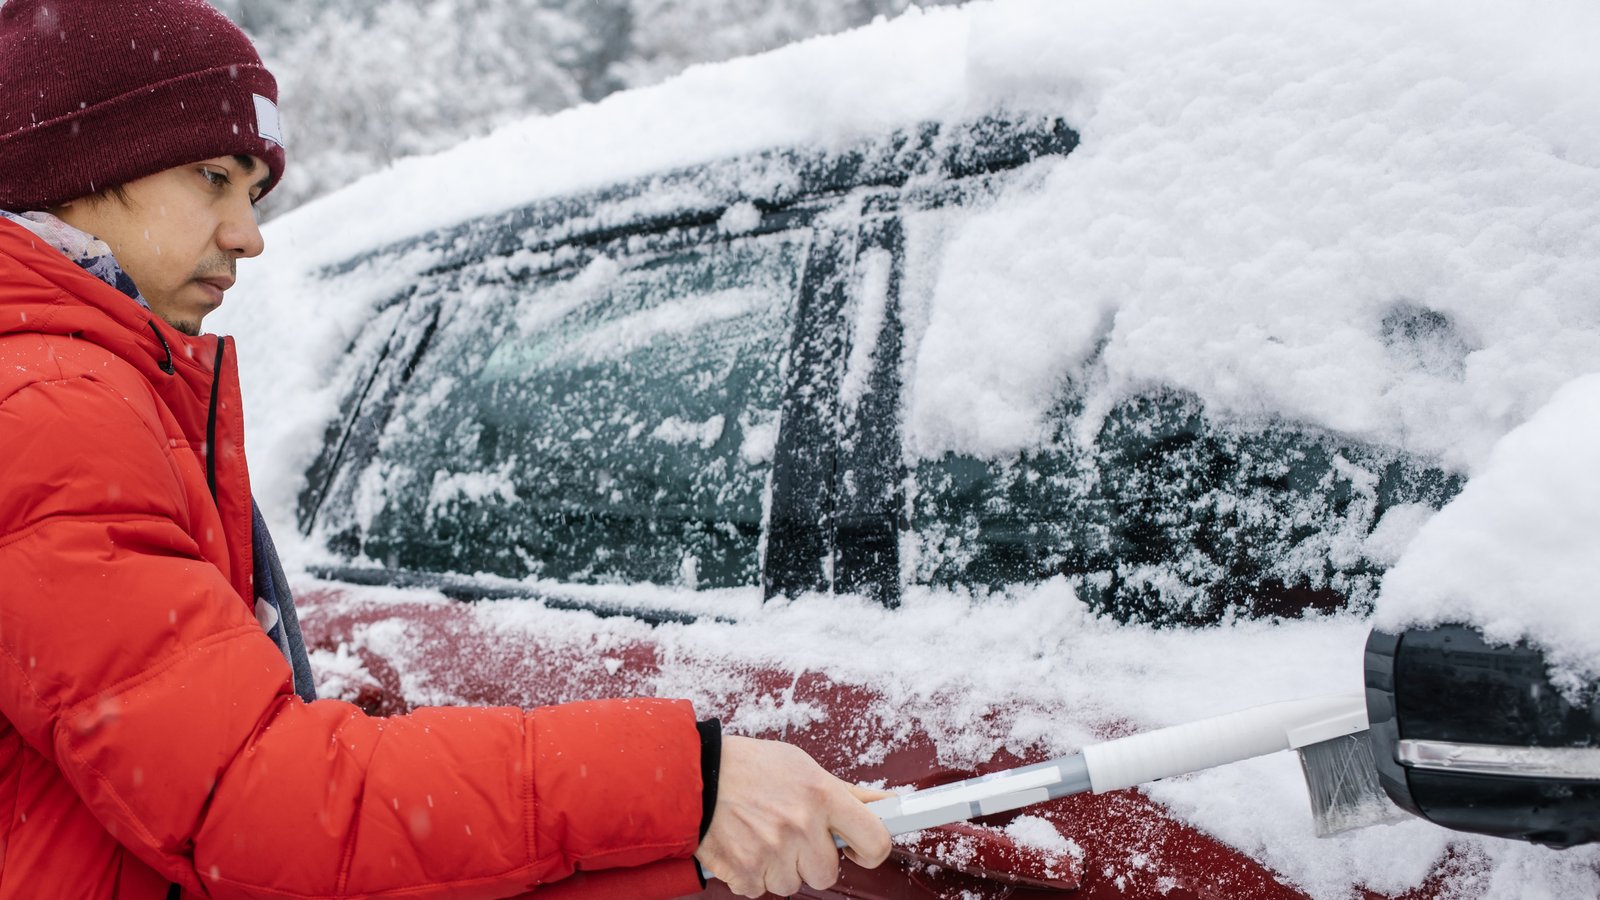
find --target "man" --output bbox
[0,1,890,897]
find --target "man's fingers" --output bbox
[828,780,893,869]
[839,782,894,868]
[764,861,803,899]
[847,783,896,804]
[698,849,761,898]
[797,828,843,890]
[843,845,885,870]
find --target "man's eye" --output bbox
[201,169,228,187]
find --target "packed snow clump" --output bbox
[1376,373,1600,688]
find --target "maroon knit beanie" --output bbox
[0,0,286,211]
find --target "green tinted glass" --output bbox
[908,391,1463,623]
[357,232,806,588]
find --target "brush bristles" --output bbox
[1298,732,1409,836]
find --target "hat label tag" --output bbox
[253,94,284,148]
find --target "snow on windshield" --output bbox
[217,0,1600,896]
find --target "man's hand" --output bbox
[695,735,893,898]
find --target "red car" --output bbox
[226,5,1600,895]
[258,117,1479,899]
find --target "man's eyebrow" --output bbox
[232,154,272,191]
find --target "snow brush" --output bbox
[703,695,1401,883]
[864,693,1404,839]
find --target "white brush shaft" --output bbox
[1083,694,1365,793]
[896,766,1063,814]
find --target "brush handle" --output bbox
[701,694,1366,883]
[1083,694,1365,793]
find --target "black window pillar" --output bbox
[762,211,906,606]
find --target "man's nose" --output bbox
[219,199,266,259]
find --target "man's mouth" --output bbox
[195,275,234,305]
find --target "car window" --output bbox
[886,201,1468,623]
[303,117,1083,607]
[327,229,807,589]
[903,391,1464,623]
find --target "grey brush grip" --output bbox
[868,755,1092,835]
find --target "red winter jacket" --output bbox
[0,218,706,899]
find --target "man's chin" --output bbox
[161,316,203,337]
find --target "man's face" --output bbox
[55,155,269,336]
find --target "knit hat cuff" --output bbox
[0,62,285,211]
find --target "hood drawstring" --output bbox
[147,320,176,375]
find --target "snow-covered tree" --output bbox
[210,0,953,215]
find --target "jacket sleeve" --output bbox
[0,372,706,898]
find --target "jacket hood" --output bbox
[0,216,227,387]
[2,212,256,599]
[0,215,245,502]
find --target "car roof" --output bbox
[235,0,1600,474]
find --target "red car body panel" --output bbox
[296,583,1465,900]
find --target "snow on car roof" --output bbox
[232,0,1600,470]
[218,0,1600,895]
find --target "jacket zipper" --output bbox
[147,320,176,375]
[205,338,225,501]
